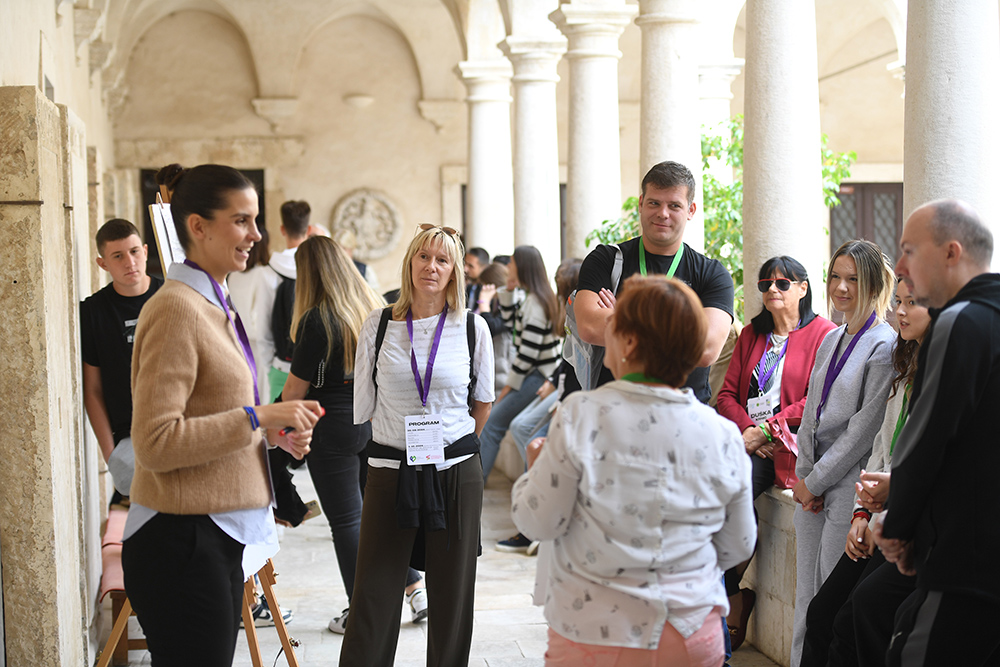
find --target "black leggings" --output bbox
[122,514,245,666]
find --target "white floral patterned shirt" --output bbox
[512,380,756,649]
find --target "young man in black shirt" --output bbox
[80,219,162,500]
[574,161,734,402]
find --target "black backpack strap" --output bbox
[372,306,393,396]
[466,311,477,412]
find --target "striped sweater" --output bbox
[498,288,561,390]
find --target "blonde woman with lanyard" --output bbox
[341,224,495,667]
[789,239,897,667]
[124,164,321,665]
[800,278,930,667]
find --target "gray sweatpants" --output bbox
[790,470,859,667]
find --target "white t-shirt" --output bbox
[354,308,496,470]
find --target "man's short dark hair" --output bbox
[641,161,696,204]
[928,199,993,267]
[280,200,311,238]
[466,247,490,267]
[96,219,141,255]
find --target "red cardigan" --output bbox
[716,315,837,434]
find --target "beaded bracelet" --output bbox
[853,509,872,522]
[243,406,260,431]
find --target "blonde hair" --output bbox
[392,226,466,320]
[291,236,385,374]
[827,239,895,331]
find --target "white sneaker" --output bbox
[328,608,349,634]
[406,588,428,624]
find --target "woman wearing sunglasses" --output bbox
[790,240,896,667]
[340,224,495,666]
[717,256,836,647]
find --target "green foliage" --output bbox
[585,114,857,324]
[585,197,640,247]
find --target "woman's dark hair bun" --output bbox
[155,163,187,191]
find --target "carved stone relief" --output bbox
[331,188,402,261]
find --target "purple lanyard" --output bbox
[755,320,799,390]
[183,259,259,406]
[815,311,877,421]
[406,305,449,408]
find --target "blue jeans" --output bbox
[508,391,558,468]
[479,370,546,480]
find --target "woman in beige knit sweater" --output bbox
[122,164,322,666]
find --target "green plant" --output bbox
[585,114,857,324]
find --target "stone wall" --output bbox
[0,85,88,667]
[743,487,799,667]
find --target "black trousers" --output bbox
[801,550,883,667]
[340,455,483,667]
[842,559,916,667]
[724,454,775,596]
[885,587,1000,666]
[122,513,245,667]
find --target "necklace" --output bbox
[416,314,435,335]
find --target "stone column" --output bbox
[501,36,566,273]
[741,0,827,324]
[903,1,1000,243]
[0,85,87,666]
[551,3,637,260]
[699,59,744,184]
[636,0,704,250]
[457,60,515,257]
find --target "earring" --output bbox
[621,357,627,363]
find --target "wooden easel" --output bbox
[242,559,300,667]
[97,559,298,667]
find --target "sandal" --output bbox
[728,588,756,651]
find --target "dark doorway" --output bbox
[139,168,266,278]
[830,182,904,264]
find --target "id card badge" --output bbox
[405,414,445,466]
[747,395,776,425]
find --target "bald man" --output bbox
[870,200,1000,666]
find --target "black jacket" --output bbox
[883,273,1000,599]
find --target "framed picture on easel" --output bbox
[148,191,186,273]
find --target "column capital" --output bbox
[699,58,745,101]
[456,60,513,103]
[500,36,566,83]
[550,4,638,40]
[635,0,700,26]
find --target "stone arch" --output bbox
[295,4,424,100]
[104,0,259,96]
[112,6,268,138]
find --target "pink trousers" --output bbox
[544,609,724,667]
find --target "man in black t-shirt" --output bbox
[80,219,162,498]
[575,161,734,402]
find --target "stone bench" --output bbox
[743,487,798,667]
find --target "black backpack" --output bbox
[372,307,478,412]
[271,275,296,363]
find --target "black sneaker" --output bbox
[496,532,532,553]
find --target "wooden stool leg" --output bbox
[96,597,132,667]
[243,576,265,667]
[259,560,300,667]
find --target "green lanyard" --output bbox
[889,384,911,457]
[621,372,667,385]
[638,237,684,278]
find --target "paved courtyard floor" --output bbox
[101,467,778,666]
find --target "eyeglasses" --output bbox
[757,278,796,292]
[417,223,459,237]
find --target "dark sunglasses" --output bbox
[417,223,459,237]
[757,278,796,292]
